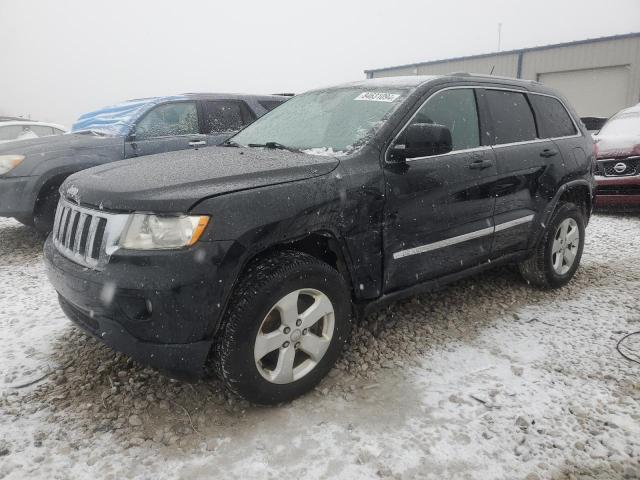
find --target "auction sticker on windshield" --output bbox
[354,92,400,102]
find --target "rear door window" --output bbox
[407,88,480,152]
[485,90,537,144]
[135,102,199,139]
[202,100,254,133]
[30,125,56,137]
[530,95,577,138]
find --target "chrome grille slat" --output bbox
[58,207,70,242]
[52,199,129,271]
[85,216,100,261]
[64,210,78,247]
[53,204,64,239]
[73,213,88,254]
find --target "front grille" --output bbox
[597,157,639,177]
[52,199,129,269]
[596,185,640,196]
[53,201,109,267]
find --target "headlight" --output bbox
[0,155,25,175]
[119,214,210,250]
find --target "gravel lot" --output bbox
[1,214,639,480]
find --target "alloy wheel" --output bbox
[254,288,335,384]
[551,218,580,275]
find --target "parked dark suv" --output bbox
[0,93,287,233]
[44,75,595,404]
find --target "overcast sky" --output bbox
[1,0,638,126]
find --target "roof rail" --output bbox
[448,72,540,84]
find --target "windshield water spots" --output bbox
[232,88,410,155]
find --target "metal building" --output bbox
[364,33,640,118]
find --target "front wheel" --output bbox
[519,202,585,289]
[213,250,352,405]
[33,187,60,235]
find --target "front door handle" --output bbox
[468,159,493,170]
[189,140,207,147]
[540,148,558,158]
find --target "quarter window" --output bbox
[407,88,480,152]
[530,95,577,138]
[202,100,252,133]
[486,90,537,144]
[135,102,199,139]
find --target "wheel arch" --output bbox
[211,229,358,337]
[532,179,593,249]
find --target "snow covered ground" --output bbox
[1,214,639,480]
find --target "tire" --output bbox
[214,250,352,405]
[519,202,585,289]
[33,186,60,235]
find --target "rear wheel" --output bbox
[519,202,585,289]
[214,250,352,405]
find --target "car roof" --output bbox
[0,120,67,130]
[323,73,548,92]
[0,116,30,122]
[613,103,640,116]
[124,93,290,103]
[180,93,290,101]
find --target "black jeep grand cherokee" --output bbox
[44,74,595,404]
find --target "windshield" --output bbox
[599,112,640,136]
[231,87,411,156]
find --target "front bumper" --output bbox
[44,235,235,379]
[0,176,36,218]
[594,175,640,209]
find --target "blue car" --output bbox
[0,93,288,232]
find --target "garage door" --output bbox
[538,65,630,118]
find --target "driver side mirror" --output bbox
[390,123,452,161]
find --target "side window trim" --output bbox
[385,86,487,163]
[385,85,583,163]
[481,87,582,147]
[131,100,201,140]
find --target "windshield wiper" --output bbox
[222,140,240,147]
[247,142,300,153]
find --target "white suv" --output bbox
[0,120,67,143]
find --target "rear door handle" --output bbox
[189,140,207,147]
[540,149,558,158]
[468,159,493,170]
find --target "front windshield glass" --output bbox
[231,87,411,156]
[599,112,640,136]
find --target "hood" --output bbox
[62,146,340,212]
[0,132,123,175]
[595,133,640,159]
